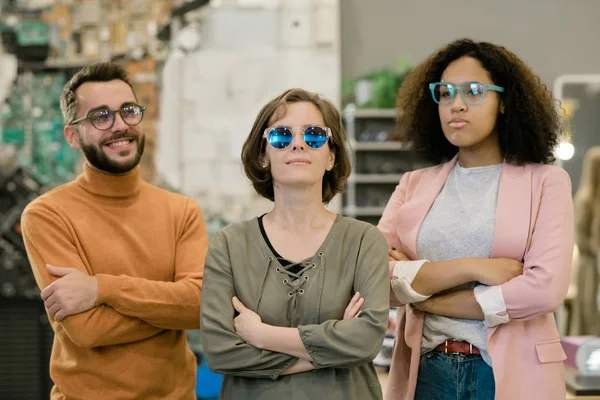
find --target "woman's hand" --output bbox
[388,247,411,262]
[343,292,365,319]
[476,258,524,286]
[388,247,411,280]
[232,296,264,348]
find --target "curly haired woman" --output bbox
[378,38,574,400]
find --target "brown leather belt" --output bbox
[433,340,481,355]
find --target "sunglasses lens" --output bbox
[304,126,329,148]
[268,127,293,149]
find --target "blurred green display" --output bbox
[14,20,50,46]
[1,128,25,145]
[1,71,80,186]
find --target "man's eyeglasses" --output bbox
[71,104,146,131]
[429,82,505,105]
[263,126,332,149]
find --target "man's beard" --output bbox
[79,132,145,175]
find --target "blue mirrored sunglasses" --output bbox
[429,82,505,105]
[263,126,332,149]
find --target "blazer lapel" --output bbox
[400,155,459,259]
[491,162,532,261]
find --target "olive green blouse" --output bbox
[200,215,389,400]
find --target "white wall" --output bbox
[157,0,341,222]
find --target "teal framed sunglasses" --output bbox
[429,82,505,105]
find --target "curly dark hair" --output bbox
[397,38,566,165]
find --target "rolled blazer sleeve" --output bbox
[390,260,431,305]
[474,284,510,327]
[297,227,389,369]
[200,231,298,380]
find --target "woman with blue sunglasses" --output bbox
[379,39,573,400]
[200,88,390,399]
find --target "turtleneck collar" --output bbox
[76,162,143,198]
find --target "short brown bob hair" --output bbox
[241,88,351,203]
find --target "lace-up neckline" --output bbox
[265,253,324,307]
[255,214,340,309]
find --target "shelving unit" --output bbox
[353,142,408,151]
[343,105,425,225]
[349,174,404,184]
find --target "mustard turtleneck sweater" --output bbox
[20,163,208,400]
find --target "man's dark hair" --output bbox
[60,62,136,124]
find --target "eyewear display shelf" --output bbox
[342,106,426,225]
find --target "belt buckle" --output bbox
[444,340,472,355]
[444,340,460,355]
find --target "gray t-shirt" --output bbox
[417,162,502,366]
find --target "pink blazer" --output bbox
[378,155,574,400]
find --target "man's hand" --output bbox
[41,264,98,322]
[232,296,265,348]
